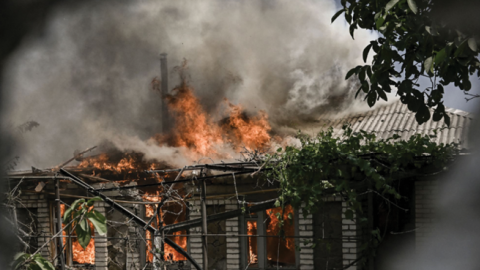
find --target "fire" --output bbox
[77,153,164,180]
[163,81,224,156]
[265,205,295,266]
[247,220,258,265]
[157,79,273,158]
[144,192,187,262]
[223,100,271,150]
[60,204,95,265]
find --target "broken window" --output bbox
[243,205,297,269]
[58,203,95,266]
[145,201,188,263]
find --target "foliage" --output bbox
[12,253,55,270]
[266,125,457,263]
[63,197,107,249]
[333,0,480,125]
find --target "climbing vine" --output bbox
[265,125,458,265]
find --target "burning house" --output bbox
[5,83,473,270]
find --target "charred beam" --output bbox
[58,169,203,270]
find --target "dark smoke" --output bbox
[3,0,380,168]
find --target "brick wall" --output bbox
[415,180,438,248]
[298,206,314,270]
[341,201,358,270]
[16,194,51,259]
[94,201,108,270]
[189,199,239,270]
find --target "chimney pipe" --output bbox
[160,53,170,133]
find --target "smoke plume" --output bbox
[2,0,378,168]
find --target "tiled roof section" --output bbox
[317,100,473,149]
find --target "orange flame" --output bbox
[223,100,271,150]
[144,193,187,262]
[247,220,258,265]
[156,80,273,158]
[163,81,224,157]
[60,204,95,265]
[265,205,295,266]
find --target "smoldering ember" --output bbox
[2,1,477,270]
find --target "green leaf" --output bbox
[274,200,281,208]
[415,104,431,124]
[13,253,30,269]
[376,15,386,30]
[424,57,434,75]
[433,104,445,121]
[331,9,345,23]
[63,199,85,224]
[87,210,107,235]
[367,91,377,107]
[345,68,357,80]
[32,256,55,270]
[468,38,477,52]
[76,220,91,250]
[434,49,447,66]
[349,24,356,39]
[444,113,451,127]
[407,0,418,14]
[386,0,400,12]
[363,44,373,63]
[377,89,388,101]
[86,196,103,206]
[79,218,89,231]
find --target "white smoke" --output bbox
[2,0,380,169]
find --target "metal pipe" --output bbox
[55,177,65,270]
[95,170,260,192]
[200,173,208,270]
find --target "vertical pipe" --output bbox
[55,178,66,270]
[201,178,208,270]
[367,185,374,270]
[160,53,169,133]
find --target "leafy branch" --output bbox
[265,125,457,266]
[335,0,480,125]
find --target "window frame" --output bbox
[240,207,300,270]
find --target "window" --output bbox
[58,203,95,266]
[243,205,298,269]
[145,201,188,263]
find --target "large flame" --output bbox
[247,220,258,265]
[155,78,273,158]
[163,81,224,157]
[265,205,295,266]
[144,192,187,262]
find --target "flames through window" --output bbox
[245,205,296,268]
[59,204,95,265]
[144,198,188,262]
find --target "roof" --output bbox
[316,100,474,149]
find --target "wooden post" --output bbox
[55,178,65,270]
[201,176,208,270]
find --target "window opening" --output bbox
[145,201,188,262]
[59,204,95,265]
[244,205,297,269]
